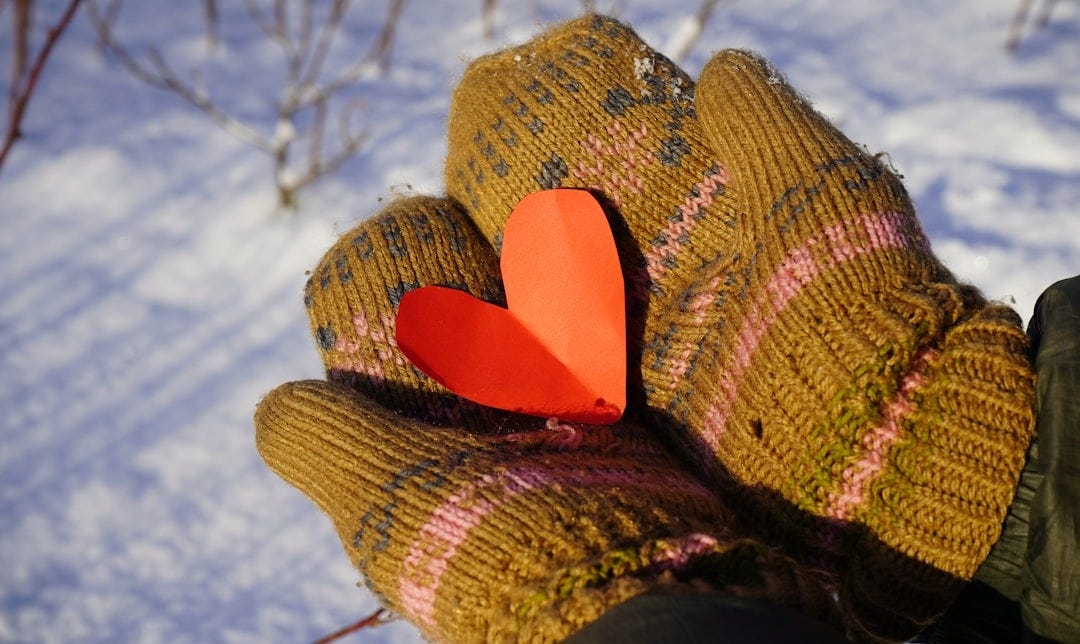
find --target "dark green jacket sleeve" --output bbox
[565,594,846,644]
[1022,275,1080,641]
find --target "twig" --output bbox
[365,0,406,75]
[11,0,32,105]
[1035,0,1059,28]
[82,0,390,207]
[1006,0,1059,51]
[482,0,497,38]
[1007,0,1035,50]
[298,0,346,91]
[86,1,275,152]
[0,0,84,175]
[311,608,388,644]
[202,0,219,52]
[670,0,728,63]
[88,0,375,207]
[242,0,277,42]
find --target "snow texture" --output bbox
[1,1,1077,642]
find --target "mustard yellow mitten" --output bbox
[444,14,739,382]
[441,17,1036,638]
[638,50,1036,640]
[303,196,511,431]
[278,14,1036,639]
[257,380,838,643]
[257,197,840,642]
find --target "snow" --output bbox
[1,1,1077,642]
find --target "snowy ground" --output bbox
[1,1,1077,642]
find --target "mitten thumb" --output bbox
[695,49,924,277]
[255,380,481,532]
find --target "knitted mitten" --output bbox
[443,16,1035,638]
[303,196,513,431]
[278,14,1034,639]
[257,381,839,642]
[257,197,839,642]
[445,14,738,376]
[637,50,1036,639]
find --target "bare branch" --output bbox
[1035,0,1058,28]
[309,56,375,111]
[273,0,286,39]
[290,125,365,194]
[0,0,84,175]
[1006,0,1034,51]
[244,0,294,58]
[202,0,220,53]
[670,0,727,63]
[277,0,302,77]
[295,0,313,66]
[277,97,365,206]
[312,609,388,644]
[272,113,292,207]
[306,95,328,182]
[11,0,32,105]
[283,116,366,203]
[293,2,378,106]
[86,0,372,208]
[242,0,276,42]
[1007,0,1061,50]
[87,0,275,152]
[482,0,497,39]
[101,0,120,24]
[365,0,406,75]
[298,0,347,90]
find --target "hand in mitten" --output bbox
[642,50,1036,638]
[258,13,1036,641]
[439,14,1034,639]
[256,197,837,643]
[444,14,742,397]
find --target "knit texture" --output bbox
[271,17,1037,642]
[256,380,839,643]
[445,14,738,392]
[261,195,841,642]
[636,49,1037,639]
[304,196,515,431]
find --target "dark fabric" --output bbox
[973,438,1039,603]
[1022,275,1080,641]
[922,581,1023,643]
[564,594,846,643]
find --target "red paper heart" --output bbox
[395,189,626,424]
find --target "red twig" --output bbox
[311,608,388,644]
[0,0,84,175]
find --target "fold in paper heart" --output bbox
[395,189,626,424]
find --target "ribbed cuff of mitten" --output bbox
[704,286,1033,567]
